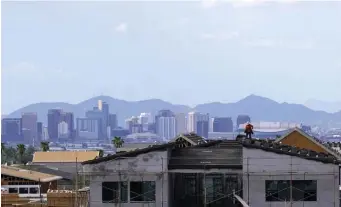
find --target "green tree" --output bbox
[16,144,26,164]
[1,142,5,154]
[40,142,50,152]
[22,146,35,164]
[98,149,104,158]
[112,136,124,148]
[1,143,6,164]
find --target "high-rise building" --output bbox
[21,113,38,145]
[197,120,209,138]
[102,101,109,126]
[48,109,63,141]
[62,112,74,139]
[85,100,110,139]
[187,112,209,133]
[58,121,69,138]
[125,116,142,134]
[1,118,23,142]
[157,116,176,140]
[37,122,43,142]
[76,118,101,140]
[155,110,175,135]
[175,113,187,135]
[109,114,118,129]
[139,113,151,132]
[213,117,234,132]
[209,117,214,132]
[236,115,251,128]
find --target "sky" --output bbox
[2,0,341,114]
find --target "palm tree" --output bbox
[16,144,26,164]
[1,142,5,155]
[112,136,124,148]
[98,149,104,158]
[40,142,50,152]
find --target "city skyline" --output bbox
[2,1,341,114]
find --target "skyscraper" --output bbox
[48,109,63,141]
[213,117,234,132]
[85,100,110,139]
[21,112,38,145]
[139,113,151,132]
[155,110,176,140]
[197,120,209,138]
[37,122,43,142]
[125,116,142,134]
[109,114,118,130]
[1,118,22,142]
[76,118,101,140]
[62,112,74,139]
[187,112,209,134]
[175,113,187,135]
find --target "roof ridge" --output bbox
[241,138,340,165]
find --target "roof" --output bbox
[32,151,100,163]
[1,166,63,182]
[82,133,209,165]
[82,133,340,166]
[82,143,175,165]
[14,165,73,180]
[275,128,341,160]
[170,133,206,145]
[242,138,340,165]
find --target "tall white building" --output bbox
[187,112,210,133]
[58,121,69,138]
[175,113,187,135]
[209,117,215,132]
[157,116,176,140]
[139,113,151,132]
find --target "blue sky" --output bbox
[2,0,341,114]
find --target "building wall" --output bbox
[242,148,339,207]
[83,150,169,207]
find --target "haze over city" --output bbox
[2,1,341,114]
[2,1,341,207]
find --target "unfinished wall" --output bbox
[83,150,169,207]
[243,148,339,207]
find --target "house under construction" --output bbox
[82,131,340,207]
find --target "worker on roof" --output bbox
[244,121,254,139]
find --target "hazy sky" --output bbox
[2,0,341,114]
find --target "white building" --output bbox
[157,116,176,140]
[187,112,209,133]
[58,121,69,138]
[139,113,151,132]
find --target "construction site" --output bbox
[80,131,341,207]
[2,130,341,207]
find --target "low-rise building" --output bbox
[82,133,340,207]
[1,166,63,197]
[32,151,99,174]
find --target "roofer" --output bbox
[244,121,254,139]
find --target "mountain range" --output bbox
[304,99,341,113]
[5,95,341,127]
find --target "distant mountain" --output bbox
[6,95,341,127]
[304,99,341,113]
[195,95,341,126]
[6,96,190,126]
